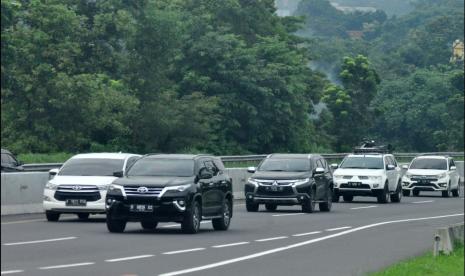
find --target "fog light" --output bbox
[439,183,447,187]
[106,198,115,204]
[248,194,253,200]
[373,184,379,188]
[178,200,186,207]
[43,195,51,201]
[300,196,305,200]
[402,182,409,186]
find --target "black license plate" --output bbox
[130,204,154,213]
[267,186,283,192]
[66,199,87,206]
[418,180,430,185]
[348,182,362,187]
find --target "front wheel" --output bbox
[107,216,127,233]
[452,189,459,197]
[212,199,232,231]
[412,190,420,196]
[77,213,90,220]
[377,184,389,204]
[181,200,201,234]
[302,194,315,213]
[390,182,402,203]
[319,187,333,212]
[45,211,60,222]
[343,195,354,202]
[442,184,452,198]
[246,201,259,212]
[332,190,340,202]
[141,220,158,230]
[402,190,411,197]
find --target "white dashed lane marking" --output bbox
[292,231,322,237]
[105,255,155,262]
[1,270,24,275]
[38,262,95,270]
[350,206,378,210]
[212,242,250,248]
[3,237,77,246]
[325,226,352,232]
[272,213,304,217]
[255,236,288,242]
[162,248,205,255]
[412,200,435,204]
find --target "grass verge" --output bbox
[17,153,74,164]
[369,242,464,276]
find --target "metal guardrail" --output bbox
[21,152,464,172]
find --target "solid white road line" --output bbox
[292,231,322,237]
[412,200,435,204]
[38,262,95,270]
[272,213,304,217]
[163,248,205,255]
[212,242,250,248]
[1,215,74,225]
[162,221,210,228]
[350,206,378,210]
[105,255,155,262]
[255,236,288,242]
[157,213,464,276]
[3,236,77,246]
[1,270,24,275]
[325,226,352,232]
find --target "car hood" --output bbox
[334,168,384,176]
[50,176,117,186]
[406,169,446,176]
[112,176,196,187]
[251,171,311,180]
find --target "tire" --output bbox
[442,184,451,198]
[402,190,411,197]
[412,190,420,196]
[77,213,90,220]
[319,187,333,212]
[332,190,340,202]
[181,200,201,234]
[212,199,232,231]
[390,181,402,203]
[343,195,354,202]
[141,220,158,230]
[265,204,277,211]
[106,216,127,233]
[246,201,259,212]
[45,211,60,222]
[452,189,459,197]
[302,193,315,213]
[377,183,390,204]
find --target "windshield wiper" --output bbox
[266,170,286,172]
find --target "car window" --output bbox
[204,160,219,176]
[340,156,384,169]
[125,156,139,171]
[213,158,225,171]
[449,159,455,169]
[128,158,194,177]
[59,158,125,176]
[1,153,17,165]
[389,156,397,167]
[316,159,324,168]
[410,158,447,170]
[258,158,311,172]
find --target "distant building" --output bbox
[451,39,464,63]
[330,2,377,13]
[347,30,364,39]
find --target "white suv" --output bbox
[402,155,460,198]
[332,154,402,203]
[43,153,141,221]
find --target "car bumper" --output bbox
[333,179,385,197]
[401,179,449,191]
[43,189,106,213]
[245,192,310,205]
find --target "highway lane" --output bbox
[1,193,463,276]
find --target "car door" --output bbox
[197,158,216,216]
[204,159,223,214]
[385,156,397,191]
[314,159,328,200]
[391,156,401,189]
[449,159,459,188]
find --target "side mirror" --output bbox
[402,165,409,170]
[387,165,395,171]
[330,163,339,170]
[247,167,256,173]
[199,168,213,180]
[49,168,59,179]
[113,171,124,178]
[17,160,24,166]
[314,167,325,175]
[450,166,456,171]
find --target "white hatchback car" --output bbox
[332,154,402,203]
[402,155,460,198]
[43,153,141,221]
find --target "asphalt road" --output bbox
[1,192,464,276]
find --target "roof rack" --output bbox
[353,140,393,154]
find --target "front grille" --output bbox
[340,183,371,189]
[54,185,101,202]
[124,186,164,196]
[411,182,438,188]
[257,180,296,186]
[411,177,438,182]
[256,186,295,196]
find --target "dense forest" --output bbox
[1,0,464,155]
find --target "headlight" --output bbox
[45,182,58,190]
[334,175,344,180]
[405,172,413,179]
[368,176,382,181]
[98,185,108,191]
[293,178,310,186]
[165,184,192,193]
[435,173,447,179]
[248,178,259,187]
[108,184,124,192]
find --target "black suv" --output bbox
[1,149,24,172]
[245,154,333,213]
[106,154,233,234]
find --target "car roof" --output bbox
[268,154,319,159]
[346,154,386,158]
[71,153,140,160]
[144,154,213,160]
[415,155,448,160]
[1,149,13,154]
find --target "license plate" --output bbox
[66,199,87,206]
[267,186,282,192]
[348,182,362,187]
[130,204,154,213]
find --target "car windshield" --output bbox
[258,158,310,172]
[410,159,447,170]
[59,158,124,176]
[127,158,194,177]
[340,156,384,169]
